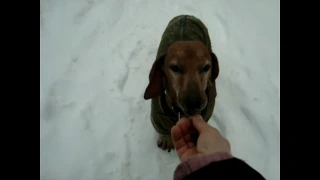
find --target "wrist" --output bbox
[174,152,233,180]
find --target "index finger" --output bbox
[171,125,184,148]
[176,117,192,136]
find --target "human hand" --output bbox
[171,115,231,161]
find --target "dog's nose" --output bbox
[184,94,202,113]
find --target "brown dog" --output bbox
[143,15,219,152]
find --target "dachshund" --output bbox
[143,15,220,152]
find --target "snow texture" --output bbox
[40,0,280,179]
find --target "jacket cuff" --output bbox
[173,152,233,180]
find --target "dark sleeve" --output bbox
[183,158,265,180]
[173,152,265,180]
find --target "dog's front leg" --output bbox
[157,134,174,152]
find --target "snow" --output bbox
[40,0,280,179]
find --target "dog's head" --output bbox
[144,41,219,116]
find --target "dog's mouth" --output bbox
[184,109,202,116]
[178,101,207,117]
[175,89,209,116]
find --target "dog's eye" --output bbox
[202,65,210,72]
[170,65,180,72]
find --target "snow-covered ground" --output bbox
[40,0,280,179]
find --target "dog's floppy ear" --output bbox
[210,52,219,81]
[143,55,165,100]
[207,52,219,101]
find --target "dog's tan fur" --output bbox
[163,41,212,115]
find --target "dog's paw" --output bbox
[157,134,175,152]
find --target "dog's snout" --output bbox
[184,94,202,111]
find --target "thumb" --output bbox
[191,115,211,133]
